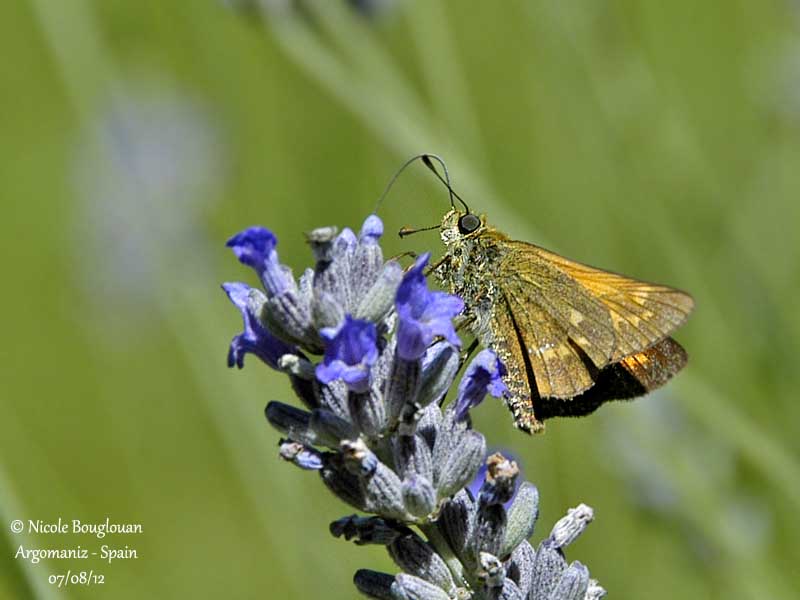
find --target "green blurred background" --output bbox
[1,1,799,598]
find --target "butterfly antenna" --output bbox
[374,154,434,214]
[420,154,455,209]
[421,154,471,214]
[373,153,469,214]
[398,223,440,238]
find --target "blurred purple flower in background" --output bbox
[222,0,400,20]
[73,81,225,321]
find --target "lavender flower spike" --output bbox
[316,315,379,393]
[221,212,607,599]
[396,253,464,360]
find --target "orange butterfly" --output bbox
[433,207,693,432]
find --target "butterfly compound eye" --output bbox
[458,213,481,234]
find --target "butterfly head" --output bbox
[440,209,486,246]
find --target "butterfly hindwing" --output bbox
[534,337,689,420]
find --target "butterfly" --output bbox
[385,154,694,433]
[432,206,694,433]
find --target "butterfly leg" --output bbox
[459,338,480,369]
[388,250,418,264]
[387,252,449,273]
[455,314,475,330]
[452,315,478,365]
[424,255,451,277]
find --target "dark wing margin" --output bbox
[534,337,688,420]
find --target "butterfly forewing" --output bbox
[500,240,693,362]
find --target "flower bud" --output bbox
[549,504,594,549]
[551,561,589,600]
[500,482,539,558]
[401,475,437,518]
[391,573,450,600]
[353,569,394,600]
[278,440,323,470]
[472,503,507,558]
[311,290,345,330]
[435,430,486,499]
[506,541,536,597]
[306,226,338,261]
[320,454,367,512]
[348,390,386,438]
[264,402,313,444]
[355,261,403,323]
[437,490,474,564]
[393,434,433,482]
[330,515,406,546]
[388,533,454,594]
[478,453,519,507]
[384,357,421,423]
[309,409,354,448]
[416,342,460,408]
[529,543,567,599]
[586,579,608,599]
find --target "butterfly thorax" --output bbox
[434,210,508,336]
